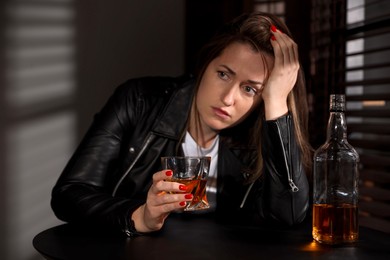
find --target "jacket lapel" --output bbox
[152,79,196,140]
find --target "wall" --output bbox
[74,0,185,135]
[0,1,185,259]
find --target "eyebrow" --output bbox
[220,65,264,86]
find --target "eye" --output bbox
[242,85,258,97]
[217,71,229,81]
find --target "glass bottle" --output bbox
[312,94,360,244]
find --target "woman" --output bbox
[51,12,312,236]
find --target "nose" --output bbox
[221,85,237,106]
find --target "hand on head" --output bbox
[262,24,300,120]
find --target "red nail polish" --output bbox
[179,185,187,191]
[271,35,276,41]
[165,170,172,176]
[271,25,277,32]
[179,201,186,206]
[185,194,193,199]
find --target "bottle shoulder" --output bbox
[314,139,359,160]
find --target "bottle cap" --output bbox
[330,94,345,112]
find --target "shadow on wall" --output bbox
[1,0,185,259]
[3,1,77,260]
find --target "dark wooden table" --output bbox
[33,214,390,260]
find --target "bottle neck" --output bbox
[326,111,347,141]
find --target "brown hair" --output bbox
[192,12,312,180]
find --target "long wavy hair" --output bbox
[191,12,312,181]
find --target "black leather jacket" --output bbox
[51,75,309,235]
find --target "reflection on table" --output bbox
[33,214,390,260]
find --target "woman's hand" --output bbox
[131,170,193,233]
[262,25,300,120]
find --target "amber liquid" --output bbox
[169,178,209,210]
[312,204,358,244]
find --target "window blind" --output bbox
[311,0,390,233]
[345,0,390,233]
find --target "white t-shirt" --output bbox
[181,131,219,211]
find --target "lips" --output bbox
[212,107,231,119]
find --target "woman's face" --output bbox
[196,42,273,134]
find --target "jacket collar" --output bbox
[151,78,196,139]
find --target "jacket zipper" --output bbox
[240,119,300,208]
[275,120,299,192]
[112,133,155,196]
[240,182,254,208]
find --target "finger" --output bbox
[277,31,299,67]
[152,169,173,182]
[274,31,292,67]
[271,26,296,63]
[154,193,193,206]
[282,40,299,74]
[150,170,173,194]
[282,35,298,67]
[271,27,293,69]
[292,42,300,70]
[156,201,187,214]
[148,194,193,215]
[152,180,188,194]
[270,34,283,69]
